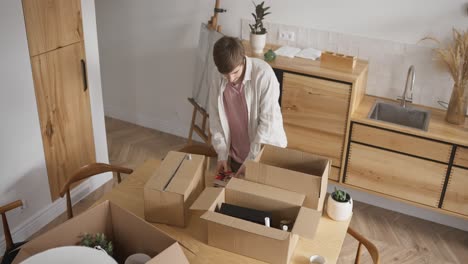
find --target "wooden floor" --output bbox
[29,117,468,263]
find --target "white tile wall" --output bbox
[242,19,455,109]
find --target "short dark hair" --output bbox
[213,36,245,74]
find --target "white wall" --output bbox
[0,0,110,253]
[96,0,212,138]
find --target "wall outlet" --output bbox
[279,30,296,41]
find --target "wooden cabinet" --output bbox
[22,0,83,56]
[346,143,447,207]
[23,0,96,200]
[442,167,468,216]
[31,43,96,199]
[281,73,351,178]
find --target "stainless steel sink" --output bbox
[368,101,431,131]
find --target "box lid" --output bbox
[201,211,290,240]
[290,207,321,239]
[145,151,204,195]
[190,187,224,211]
[226,177,305,208]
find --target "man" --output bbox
[209,36,287,177]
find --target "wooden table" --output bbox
[95,159,351,264]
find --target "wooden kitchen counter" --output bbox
[243,40,368,84]
[352,95,468,146]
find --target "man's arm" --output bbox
[208,77,229,161]
[245,68,286,161]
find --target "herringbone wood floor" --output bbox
[28,117,468,263]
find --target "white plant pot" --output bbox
[326,194,353,221]
[250,33,267,54]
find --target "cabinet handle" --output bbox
[81,59,88,91]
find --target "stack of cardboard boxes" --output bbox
[14,145,330,264]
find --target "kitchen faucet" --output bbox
[398,65,415,108]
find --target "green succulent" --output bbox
[249,1,271,35]
[264,49,276,62]
[332,187,349,202]
[80,233,113,256]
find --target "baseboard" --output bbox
[327,183,468,232]
[104,105,190,139]
[0,173,112,255]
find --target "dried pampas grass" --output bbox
[423,28,468,95]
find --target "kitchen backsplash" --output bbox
[241,19,454,110]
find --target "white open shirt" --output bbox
[209,56,287,162]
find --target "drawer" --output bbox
[352,123,452,163]
[346,143,448,207]
[442,167,468,216]
[454,146,468,168]
[329,166,340,182]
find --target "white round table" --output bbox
[21,246,117,264]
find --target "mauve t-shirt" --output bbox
[222,82,250,163]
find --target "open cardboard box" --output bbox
[12,200,189,264]
[144,151,206,227]
[246,144,330,210]
[191,177,321,264]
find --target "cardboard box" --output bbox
[191,177,321,264]
[13,200,189,264]
[144,151,205,227]
[246,144,330,210]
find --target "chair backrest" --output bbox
[347,227,380,264]
[1,200,23,252]
[59,163,133,219]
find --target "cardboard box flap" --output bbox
[146,242,189,264]
[12,201,113,264]
[226,177,305,207]
[259,145,329,176]
[291,207,321,239]
[145,151,186,191]
[190,187,224,211]
[165,154,204,195]
[201,211,290,241]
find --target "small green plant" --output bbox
[80,233,113,256]
[249,1,271,35]
[332,187,349,202]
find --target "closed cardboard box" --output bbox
[144,151,205,227]
[191,178,321,264]
[246,144,330,210]
[13,200,189,264]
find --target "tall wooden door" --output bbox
[22,0,83,56]
[30,42,96,200]
[281,73,351,172]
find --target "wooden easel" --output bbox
[185,0,225,147]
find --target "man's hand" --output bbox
[234,164,246,178]
[216,160,228,173]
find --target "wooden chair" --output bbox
[59,163,133,219]
[347,227,380,264]
[1,200,27,264]
[187,98,211,145]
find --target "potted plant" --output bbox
[249,1,270,54]
[423,29,468,125]
[327,187,353,221]
[80,233,114,256]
